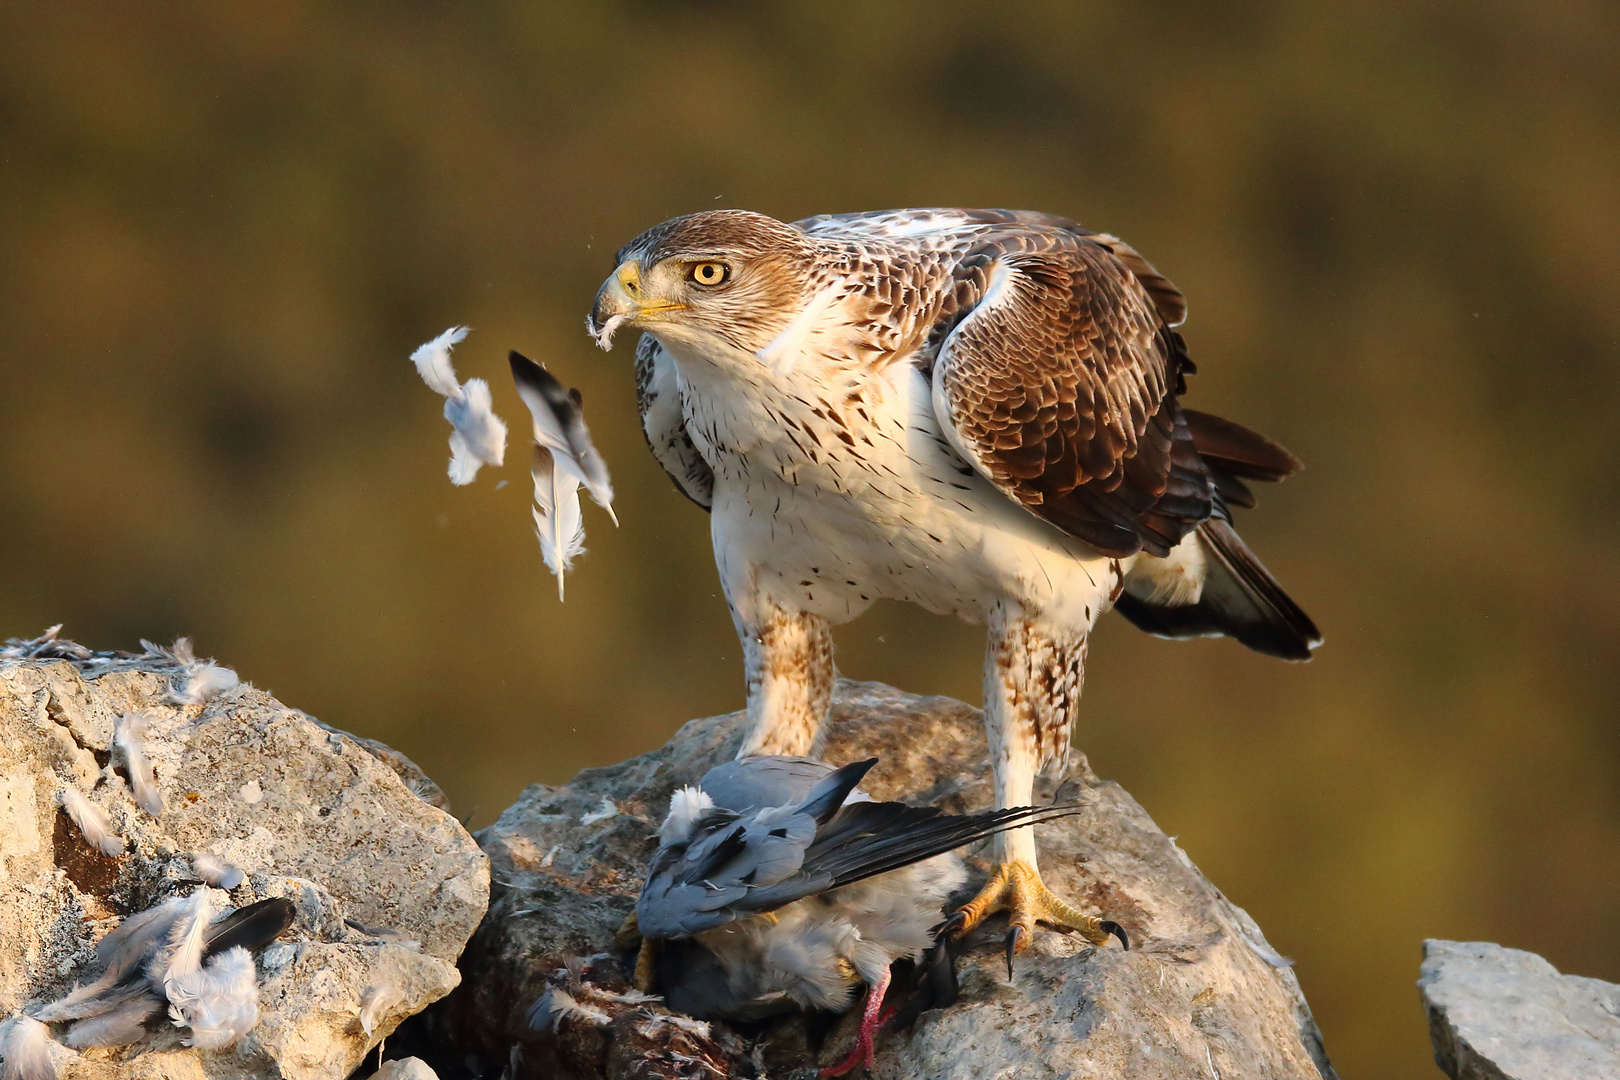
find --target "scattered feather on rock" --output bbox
[33,892,293,1052]
[0,1014,64,1080]
[525,988,610,1033]
[357,980,403,1038]
[59,786,124,857]
[113,712,163,818]
[169,662,240,706]
[579,796,618,827]
[0,624,91,662]
[191,853,245,890]
[166,946,260,1050]
[411,326,509,485]
[509,351,616,600]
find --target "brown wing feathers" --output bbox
[938,237,1191,557]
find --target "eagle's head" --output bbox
[588,210,815,355]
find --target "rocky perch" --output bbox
[1,633,1336,1080]
[0,634,489,1080]
[426,679,1337,1080]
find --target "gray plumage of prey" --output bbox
[630,755,1122,1076]
[29,892,293,1051]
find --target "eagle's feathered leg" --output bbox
[735,604,835,758]
[950,606,1127,966]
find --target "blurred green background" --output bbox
[3,3,1617,1075]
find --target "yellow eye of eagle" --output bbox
[688,261,729,286]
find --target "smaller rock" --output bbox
[372,1058,440,1080]
[1419,939,1620,1080]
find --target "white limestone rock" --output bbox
[0,633,489,1080]
[1420,939,1620,1080]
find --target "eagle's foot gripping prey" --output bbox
[946,859,1128,977]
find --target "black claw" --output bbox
[1101,920,1129,951]
[941,910,968,939]
[1004,925,1024,980]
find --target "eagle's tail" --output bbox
[1115,410,1322,660]
[1115,520,1321,660]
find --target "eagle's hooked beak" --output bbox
[587,260,686,351]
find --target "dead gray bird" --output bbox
[631,755,1125,1076]
[32,893,293,1051]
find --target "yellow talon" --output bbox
[949,860,1127,975]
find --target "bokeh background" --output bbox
[3,3,1617,1075]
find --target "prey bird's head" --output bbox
[588,210,815,354]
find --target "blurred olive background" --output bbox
[3,3,1617,1075]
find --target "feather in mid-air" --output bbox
[31,892,293,1051]
[59,786,125,858]
[509,351,617,600]
[411,326,509,485]
[588,207,1321,964]
[627,754,1109,1076]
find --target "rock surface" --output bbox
[1420,939,1620,1080]
[0,632,490,1080]
[432,679,1337,1080]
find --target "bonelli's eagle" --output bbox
[589,207,1320,954]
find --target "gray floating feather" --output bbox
[510,351,617,601]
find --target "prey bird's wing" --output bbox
[700,755,840,814]
[639,755,1084,939]
[930,228,1210,558]
[638,759,876,939]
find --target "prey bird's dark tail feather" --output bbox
[202,897,295,959]
[813,802,1086,891]
[798,758,879,826]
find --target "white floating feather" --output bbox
[59,786,124,857]
[169,661,240,706]
[531,447,585,600]
[411,326,508,485]
[113,712,163,818]
[0,1015,62,1080]
[579,796,618,827]
[155,889,216,990]
[191,853,245,890]
[411,325,468,397]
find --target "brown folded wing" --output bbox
[933,234,1208,557]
